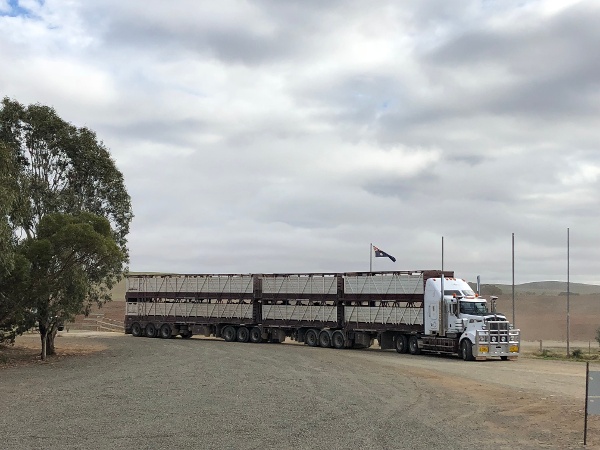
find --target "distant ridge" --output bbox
[474,281,600,296]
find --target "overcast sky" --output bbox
[1,0,599,284]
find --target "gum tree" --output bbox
[0,98,133,358]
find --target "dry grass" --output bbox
[0,334,107,368]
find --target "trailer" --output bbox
[124,270,520,361]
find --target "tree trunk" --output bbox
[39,324,47,360]
[46,327,57,356]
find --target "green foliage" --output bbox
[571,348,583,358]
[0,97,132,354]
[0,97,132,251]
[19,212,124,328]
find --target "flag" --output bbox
[373,246,396,262]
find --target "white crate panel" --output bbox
[127,275,254,295]
[126,302,253,319]
[345,306,423,325]
[261,276,337,295]
[344,273,424,295]
[262,305,337,322]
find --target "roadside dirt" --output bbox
[0,332,109,368]
[2,332,599,449]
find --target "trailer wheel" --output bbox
[222,326,237,342]
[249,327,263,343]
[332,331,345,349]
[145,323,157,338]
[237,327,250,343]
[395,335,408,354]
[408,335,421,355]
[159,324,172,339]
[319,331,332,348]
[131,323,142,337]
[180,330,192,339]
[461,339,475,361]
[305,329,318,347]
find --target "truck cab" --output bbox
[424,277,520,360]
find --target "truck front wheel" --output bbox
[408,336,421,355]
[461,340,475,361]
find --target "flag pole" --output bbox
[370,243,372,272]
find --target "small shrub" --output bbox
[571,348,583,359]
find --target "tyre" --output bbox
[131,323,142,337]
[305,329,318,347]
[395,334,408,354]
[237,327,250,343]
[408,335,421,355]
[180,330,192,339]
[145,323,157,338]
[159,324,172,339]
[461,339,475,361]
[319,331,332,348]
[332,331,346,349]
[222,326,237,342]
[249,327,263,343]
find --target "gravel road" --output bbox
[0,333,594,449]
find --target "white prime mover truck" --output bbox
[124,270,520,361]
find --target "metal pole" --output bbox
[512,232,515,326]
[585,361,589,445]
[370,243,372,273]
[442,236,444,272]
[567,228,570,357]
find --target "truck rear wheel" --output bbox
[222,326,237,342]
[332,331,345,349]
[159,324,172,339]
[408,335,421,355]
[237,327,250,343]
[319,331,332,348]
[145,323,157,338]
[131,323,142,337]
[305,329,318,347]
[461,339,475,361]
[180,330,192,339]
[249,327,263,343]
[395,335,408,354]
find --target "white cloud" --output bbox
[2,0,600,284]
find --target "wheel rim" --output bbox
[238,327,249,342]
[306,330,317,346]
[224,327,235,341]
[332,332,344,349]
[146,324,156,337]
[396,336,406,352]
[132,323,141,337]
[250,328,261,342]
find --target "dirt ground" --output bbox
[3,291,600,448]
[2,332,599,449]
